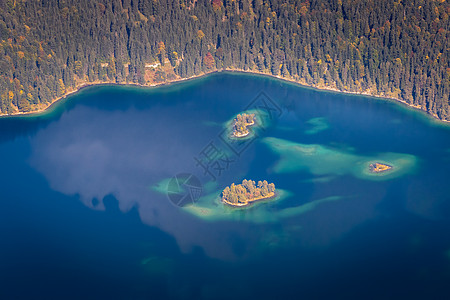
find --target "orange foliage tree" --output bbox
[203,52,215,70]
[212,0,222,12]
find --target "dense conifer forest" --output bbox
[0,0,449,119]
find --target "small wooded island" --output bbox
[222,179,276,207]
[233,113,256,137]
[369,162,393,173]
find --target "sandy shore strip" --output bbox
[1,69,448,124]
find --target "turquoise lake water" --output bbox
[1,73,450,299]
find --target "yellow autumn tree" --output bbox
[197,30,205,40]
[27,93,34,103]
[58,79,65,96]
[157,41,165,54]
[74,61,83,76]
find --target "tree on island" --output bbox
[233,113,256,137]
[222,179,275,206]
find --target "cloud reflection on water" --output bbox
[29,103,262,260]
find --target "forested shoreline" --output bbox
[0,0,449,120]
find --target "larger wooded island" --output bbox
[222,179,276,207]
[233,113,255,137]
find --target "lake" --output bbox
[1,72,450,299]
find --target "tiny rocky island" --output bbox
[221,179,276,207]
[233,113,256,137]
[369,162,393,173]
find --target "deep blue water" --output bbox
[1,73,450,299]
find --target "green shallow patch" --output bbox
[182,189,353,224]
[150,176,353,223]
[150,177,172,195]
[304,117,330,135]
[356,154,417,180]
[276,196,344,219]
[262,137,417,181]
[182,188,292,223]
